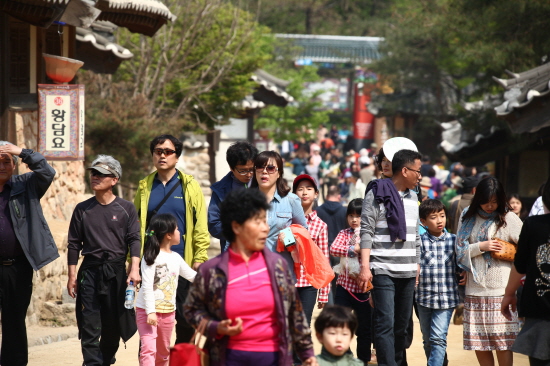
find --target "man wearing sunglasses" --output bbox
[67,155,141,365]
[134,134,209,344]
[208,141,258,252]
[0,142,58,366]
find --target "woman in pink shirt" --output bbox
[184,189,318,366]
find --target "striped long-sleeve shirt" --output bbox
[360,189,420,278]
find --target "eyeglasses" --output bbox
[235,168,254,176]
[153,148,176,156]
[405,166,422,176]
[255,165,279,174]
[90,171,115,178]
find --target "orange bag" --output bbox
[277,224,335,289]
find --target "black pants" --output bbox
[175,276,195,344]
[79,266,122,366]
[0,256,33,366]
[530,357,550,366]
[297,286,318,328]
[335,286,372,363]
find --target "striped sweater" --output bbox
[360,189,420,278]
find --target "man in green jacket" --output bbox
[134,134,209,343]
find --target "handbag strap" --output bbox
[146,182,180,228]
[190,318,209,353]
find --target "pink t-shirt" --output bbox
[225,249,280,352]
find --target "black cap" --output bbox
[462,176,480,192]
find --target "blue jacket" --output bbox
[9,149,59,270]
[208,172,246,251]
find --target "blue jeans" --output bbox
[372,274,415,366]
[417,305,454,366]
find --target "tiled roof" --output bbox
[494,63,550,115]
[275,34,382,64]
[95,0,176,22]
[251,70,294,104]
[76,23,133,60]
[76,21,133,74]
[1,0,175,36]
[493,62,550,133]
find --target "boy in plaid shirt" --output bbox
[416,199,461,366]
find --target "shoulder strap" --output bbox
[146,182,180,228]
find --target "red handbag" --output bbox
[169,319,209,366]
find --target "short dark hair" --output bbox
[226,141,258,169]
[250,151,290,197]
[392,149,422,176]
[419,199,446,220]
[462,176,479,193]
[220,189,270,243]
[314,305,358,336]
[326,185,341,197]
[347,198,363,216]
[150,134,183,158]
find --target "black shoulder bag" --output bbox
[145,182,180,229]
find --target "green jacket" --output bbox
[316,348,364,366]
[134,169,209,267]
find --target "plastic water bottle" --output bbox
[124,281,135,309]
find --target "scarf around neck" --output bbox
[456,208,497,284]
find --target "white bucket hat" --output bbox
[382,137,418,162]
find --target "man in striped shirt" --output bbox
[358,149,422,366]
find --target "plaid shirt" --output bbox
[295,211,330,303]
[330,227,364,294]
[415,231,460,309]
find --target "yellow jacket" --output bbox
[134,170,209,267]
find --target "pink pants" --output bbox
[136,307,176,366]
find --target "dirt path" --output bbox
[27,309,529,365]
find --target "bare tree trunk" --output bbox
[305,6,313,34]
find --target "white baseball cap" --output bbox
[382,137,418,162]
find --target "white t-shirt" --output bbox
[136,251,196,314]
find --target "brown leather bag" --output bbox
[490,237,517,262]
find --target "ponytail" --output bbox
[143,232,161,266]
[143,213,178,266]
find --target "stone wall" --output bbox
[11,110,216,325]
[13,110,87,326]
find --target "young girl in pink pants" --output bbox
[136,213,196,366]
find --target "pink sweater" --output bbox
[225,249,280,352]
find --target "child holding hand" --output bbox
[136,213,197,366]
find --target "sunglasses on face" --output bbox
[153,148,176,156]
[255,165,278,174]
[90,171,115,178]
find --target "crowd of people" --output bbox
[0,130,549,366]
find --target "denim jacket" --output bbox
[266,190,307,279]
[9,150,59,270]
